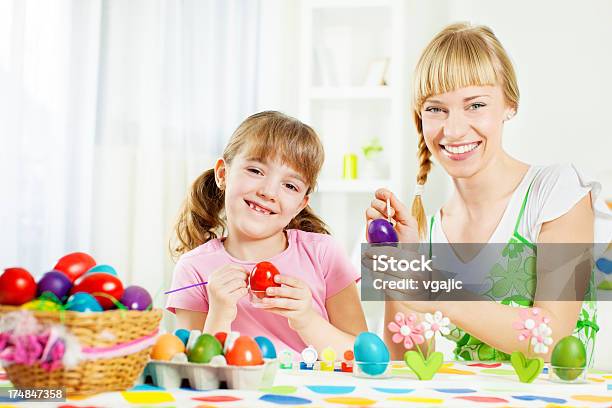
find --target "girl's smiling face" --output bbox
[420,85,515,179]
[216,153,310,240]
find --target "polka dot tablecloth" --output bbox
[1,362,611,407]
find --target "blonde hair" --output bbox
[171,111,329,259]
[411,22,519,238]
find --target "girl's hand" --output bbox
[260,275,315,331]
[207,264,249,323]
[366,188,420,243]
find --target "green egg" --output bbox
[550,336,586,380]
[187,334,223,364]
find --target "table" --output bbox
[1,362,611,407]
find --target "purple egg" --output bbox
[367,219,399,244]
[120,285,152,311]
[37,270,73,301]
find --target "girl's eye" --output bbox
[425,106,444,113]
[247,168,263,175]
[284,183,298,192]
[468,102,486,110]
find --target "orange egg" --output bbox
[151,333,185,361]
[225,335,264,366]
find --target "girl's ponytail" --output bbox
[286,205,330,235]
[411,111,432,239]
[171,169,225,260]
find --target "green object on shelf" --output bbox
[343,153,358,179]
[362,137,383,160]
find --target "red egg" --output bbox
[71,272,124,310]
[0,268,37,305]
[54,252,96,283]
[225,336,264,366]
[214,332,227,348]
[249,261,280,299]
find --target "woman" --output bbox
[366,23,607,363]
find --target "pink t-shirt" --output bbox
[165,229,360,354]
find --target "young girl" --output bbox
[366,23,610,363]
[166,111,366,355]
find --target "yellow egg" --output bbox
[21,299,62,311]
[151,333,186,361]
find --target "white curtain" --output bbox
[0,0,261,312]
[0,0,101,272]
[93,0,261,305]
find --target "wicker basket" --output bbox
[0,305,162,395]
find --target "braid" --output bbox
[411,113,433,239]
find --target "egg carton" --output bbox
[139,359,278,390]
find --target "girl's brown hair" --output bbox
[411,22,519,238]
[171,111,329,259]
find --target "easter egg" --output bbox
[551,336,586,380]
[187,334,223,364]
[54,252,96,283]
[367,219,398,244]
[37,270,73,302]
[353,332,390,375]
[174,329,190,346]
[85,264,117,276]
[70,272,124,310]
[225,336,264,366]
[21,299,62,311]
[254,336,277,359]
[151,333,186,361]
[0,267,37,305]
[120,285,152,311]
[249,261,280,299]
[214,332,227,348]
[65,292,103,312]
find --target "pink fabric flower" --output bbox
[40,340,65,372]
[12,335,43,365]
[387,312,425,349]
[0,345,15,362]
[0,332,10,351]
[512,307,551,342]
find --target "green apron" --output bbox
[429,173,598,364]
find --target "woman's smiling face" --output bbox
[420,85,515,179]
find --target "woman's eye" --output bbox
[468,102,486,110]
[247,168,263,175]
[425,107,444,113]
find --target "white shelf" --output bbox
[309,86,392,100]
[315,178,392,193]
[300,0,409,256]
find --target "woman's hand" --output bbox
[207,264,249,324]
[260,275,316,332]
[366,188,420,243]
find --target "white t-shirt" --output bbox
[426,164,612,288]
[429,164,612,246]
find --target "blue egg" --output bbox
[255,336,277,359]
[66,292,103,312]
[353,332,389,376]
[174,329,190,346]
[85,264,117,276]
